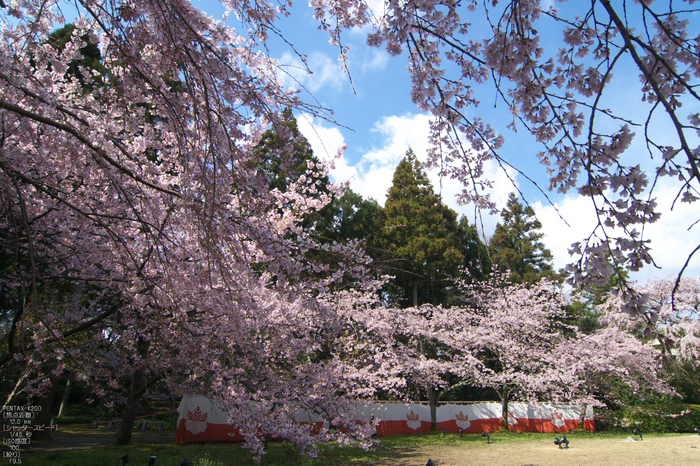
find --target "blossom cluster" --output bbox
[310,0,700,292]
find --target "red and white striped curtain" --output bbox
[507,402,595,433]
[174,396,595,444]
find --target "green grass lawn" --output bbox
[25,430,658,466]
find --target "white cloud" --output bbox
[359,114,518,235]
[363,0,386,18]
[340,113,432,203]
[534,183,700,283]
[361,49,390,72]
[300,111,518,234]
[534,195,598,274]
[296,113,347,163]
[300,110,700,284]
[298,113,432,204]
[639,183,700,281]
[278,51,346,93]
[364,114,432,164]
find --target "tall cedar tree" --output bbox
[312,188,381,247]
[252,110,380,249]
[488,193,557,285]
[457,216,491,282]
[379,149,487,307]
[46,24,107,91]
[309,188,383,290]
[254,112,380,290]
[252,108,329,201]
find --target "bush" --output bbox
[54,403,111,425]
[598,404,700,433]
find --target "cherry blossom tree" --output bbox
[309,0,700,306]
[0,0,381,453]
[641,276,700,365]
[401,274,674,430]
[323,289,484,430]
[456,276,575,429]
[604,276,700,399]
[556,324,675,411]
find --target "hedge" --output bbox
[596,403,700,433]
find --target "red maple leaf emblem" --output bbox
[188,406,208,422]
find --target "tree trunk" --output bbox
[116,337,150,446]
[578,404,588,431]
[116,389,141,445]
[500,387,510,431]
[31,375,59,441]
[57,372,73,418]
[427,386,438,431]
[412,280,418,307]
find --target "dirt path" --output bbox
[381,436,700,466]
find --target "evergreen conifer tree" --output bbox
[312,188,381,247]
[488,192,557,285]
[379,149,488,307]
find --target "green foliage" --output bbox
[563,294,602,335]
[53,404,112,426]
[47,24,106,90]
[442,385,500,402]
[488,193,557,285]
[456,216,492,282]
[29,444,241,466]
[192,454,226,466]
[586,371,679,412]
[377,149,489,307]
[312,188,381,247]
[252,108,327,197]
[30,439,369,466]
[598,404,700,433]
[563,256,630,334]
[666,361,700,404]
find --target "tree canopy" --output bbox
[604,276,700,402]
[309,0,700,308]
[0,4,372,454]
[377,149,488,307]
[489,192,556,285]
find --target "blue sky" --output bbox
[203,0,700,283]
